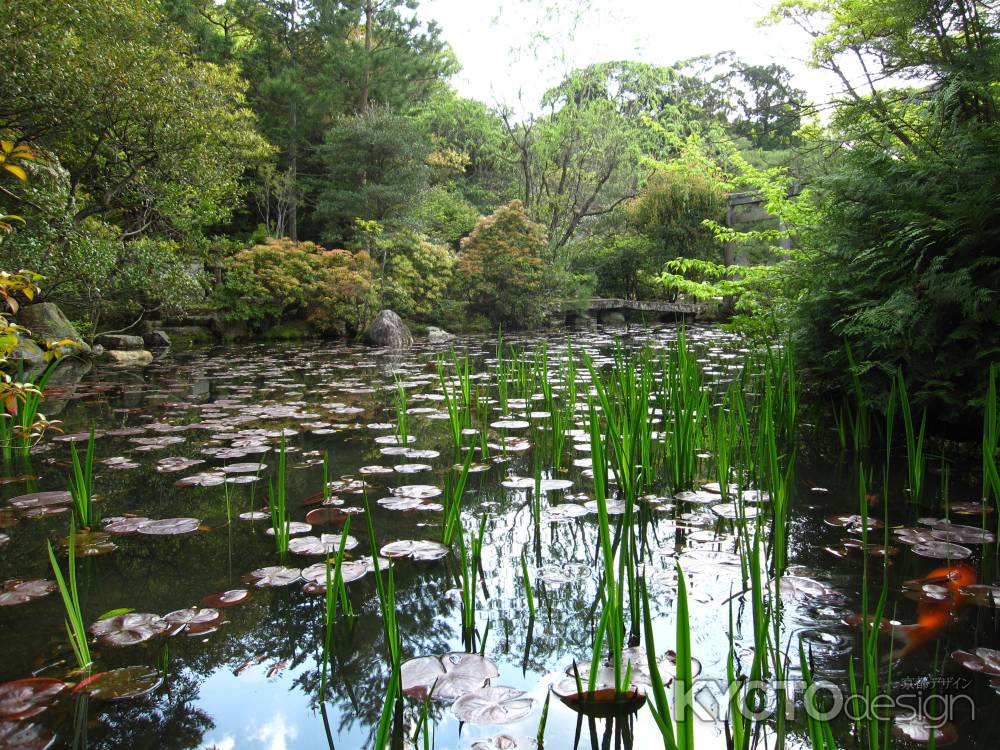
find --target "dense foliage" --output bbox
[1,0,996,430]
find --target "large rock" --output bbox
[94,334,144,350]
[8,334,46,371]
[363,310,412,348]
[142,330,171,349]
[101,349,154,366]
[16,303,91,354]
[426,326,454,344]
[599,311,627,325]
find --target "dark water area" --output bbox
[1,324,997,750]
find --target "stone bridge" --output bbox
[557,297,717,323]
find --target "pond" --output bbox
[0,323,996,749]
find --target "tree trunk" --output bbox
[361,0,373,114]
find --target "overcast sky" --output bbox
[419,0,845,115]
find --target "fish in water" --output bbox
[890,563,977,660]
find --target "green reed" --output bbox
[844,342,871,451]
[17,359,59,456]
[68,427,98,528]
[799,638,838,750]
[393,377,409,446]
[457,513,487,643]
[984,364,1000,512]
[322,450,331,502]
[520,550,536,620]
[320,517,354,700]
[662,329,708,492]
[639,567,693,750]
[895,369,926,502]
[442,449,474,546]
[362,491,403,749]
[849,468,890,750]
[438,357,465,450]
[47,519,91,670]
[268,439,289,555]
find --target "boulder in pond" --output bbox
[8,334,46,371]
[101,350,154,366]
[426,326,454,344]
[15,303,91,354]
[363,310,412,348]
[142,330,171,349]
[94,334,144,351]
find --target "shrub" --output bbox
[382,233,456,322]
[214,239,377,337]
[456,201,579,330]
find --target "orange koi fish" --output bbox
[890,563,977,660]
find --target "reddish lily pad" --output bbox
[74,666,163,701]
[0,678,67,720]
[304,507,361,525]
[62,530,117,556]
[0,579,57,607]
[952,647,1000,677]
[380,539,449,561]
[89,613,170,647]
[155,457,205,473]
[201,589,253,608]
[301,561,368,586]
[103,516,152,534]
[959,584,1000,607]
[452,686,533,725]
[401,652,499,701]
[0,720,55,749]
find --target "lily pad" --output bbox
[243,566,302,587]
[163,608,222,634]
[401,652,500,701]
[911,541,973,560]
[288,534,359,556]
[380,539,450,561]
[392,485,442,499]
[89,613,170,647]
[541,504,589,522]
[74,666,163,701]
[0,678,67,720]
[452,686,533,725]
[7,491,72,511]
[155,457,205,473]
[959,584,1000,607]
[952,647,1000,677]
[892,716,957,746]
[491,420,530,430]
[237,511,269,522]
[0,720,55,750]
[103,516,152,534]
[301,561,368,586]
[0,579,56,607]
[264,521,312,537]
[201,589,253,608]
[304,507,361,524]
[536,563,592,586]
[135,518,201,536]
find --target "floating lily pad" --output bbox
[491,420,530,430]
[163,608,222,634]
[501,477,535,490]
[452,686,533,725]
[393,463,432,474]
[74,666,163,701]
[673,490,720,505]
[927,522,996,545]
[711,503,759,520]
[0,720,55,750]
[201,589,252,608]
[892,716,957,746]
[538,479,573,492]
[392,485,441,499]
[536,563,592,586]
[471,735,536,750]
[237,511,269,522]
[175,471,226,488]
[0,678,67,720]
[952,647,1000,677]
[62,530,117,556]
[264,521,312,537]
[359,465,393,475]
[911,541,973,560]
[0,579,56,607]
[155,457,205,473]
[304,507,361,525]
[824,514,883,533]
[7,491,72,511]
[0,533,7,547]
[89,613,170,647]
[959,584,1000,607]
[135,518,201,536]
[288,534,359,556]
[243,566,302,587]
[541,504,589,522]
[894,527,938,545]
[380,539,449,561]
[103,516,152,534]
[946,501,993,517]
[583,500,626,515]
[301,561,368,586]
[776,576,841,602]
[401,652,500,701]
[553,647,701,707]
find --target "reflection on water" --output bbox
[0,324,994,749]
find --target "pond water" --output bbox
[0,323,996,749]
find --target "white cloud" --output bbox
[249,713,299,750]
